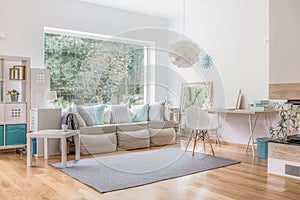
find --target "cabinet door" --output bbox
[5,124,26,145]
[5,103,26,124]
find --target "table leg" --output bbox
[74,133,80,161]
[61,137,67,168]
[44,138,48,160]
[246,114,258,157]
[27,136,32,167]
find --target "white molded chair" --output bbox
[184,105,220,156]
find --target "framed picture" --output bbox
[180,82,213,113]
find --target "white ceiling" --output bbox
[79,0,183,19]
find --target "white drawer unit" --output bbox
[5,103,27,124]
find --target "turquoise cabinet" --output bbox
[0,125,3,146]
[5,124,26,145]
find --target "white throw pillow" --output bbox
[77,106,95,126]
[149,102,165,121]
[110,104,135,124]
[71,110,87,127]
[103,107,111,124]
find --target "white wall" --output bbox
[168,0,270,144]
[269,0,300,84]
[0,0,169,102]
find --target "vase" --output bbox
[11,94,19,102]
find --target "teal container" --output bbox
[0,125,3,146]
[256,137,269,159]
[32,138,37,155]
[5,124,26,145]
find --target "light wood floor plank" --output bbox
[0,144,300,200]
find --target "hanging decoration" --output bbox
[202,55,213,69]
[168,0,200,68]
[169,40,200,68]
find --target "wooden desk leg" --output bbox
[246,115,255,156]
[74,133,80,161]
[44,137,48,160]
[61,137,67,168]
[27,136,32,167]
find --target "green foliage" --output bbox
[44,33,144,106]
[269,102,300,140]
[7,89,19,95]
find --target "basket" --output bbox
[256,137,269,159]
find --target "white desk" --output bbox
[27,129,80,168]
[205,109,278,156]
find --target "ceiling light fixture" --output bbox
[169,0,200,68]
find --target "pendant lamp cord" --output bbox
[183,0,186,37]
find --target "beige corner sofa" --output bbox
[79,121,175,154]
[67,102,176,155]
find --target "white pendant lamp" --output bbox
[169,0,200,68]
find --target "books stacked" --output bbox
[249,100,270,111]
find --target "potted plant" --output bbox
[7,89,20,102]
[269,102,300,141]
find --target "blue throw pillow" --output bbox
[132,103,149,122]
[94,104,106,125]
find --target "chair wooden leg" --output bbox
[202,131,206,154]
[185,130,194,152]
[206,131,215,156]
[215,130,220,147]
[192,131,198,156]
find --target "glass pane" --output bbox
[44,33,145,107]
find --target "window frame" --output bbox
[43,26,155,104]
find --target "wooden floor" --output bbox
[0,143,300,200]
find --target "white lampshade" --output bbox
[46,91,57,101]
[169,40,200,68]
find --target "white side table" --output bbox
[27,129,80,168]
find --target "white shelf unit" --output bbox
[0,55,30,150]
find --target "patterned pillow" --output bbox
[78,105,105,125]
[77,106,95,126]
[71,110,87,127]
[149,102,165,121]
[111,104,134,124]
[132,103,149,122]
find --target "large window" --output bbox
[44,29,147,107]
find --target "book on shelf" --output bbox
[253,100,269,104]
[249,106,265,111]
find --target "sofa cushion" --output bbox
[132,103,149,122]
[80,133,117,155]
[117,122,148,132]
[80,124,117,135]
[149,102,165,121]
[117,129,150,150]
[147,121,174,129]
[111,104,135,124]
[148,128,176,146]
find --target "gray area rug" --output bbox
[50,148,239,193]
